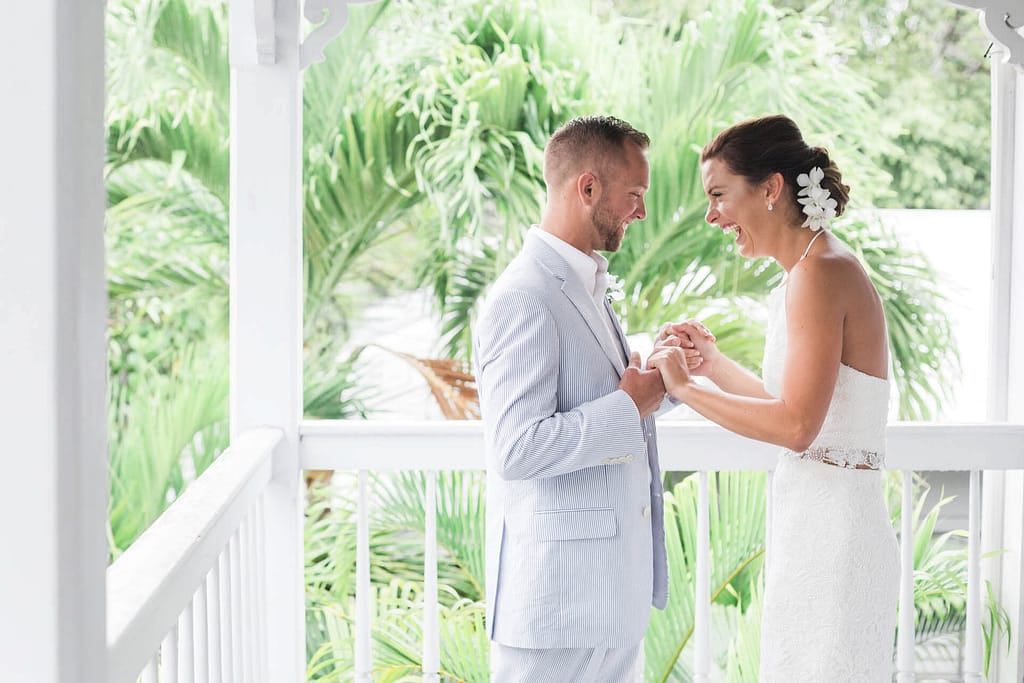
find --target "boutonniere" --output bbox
[606,274,626,303]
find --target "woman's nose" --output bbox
[705,205,718,224]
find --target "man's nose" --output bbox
[635,198,646,221]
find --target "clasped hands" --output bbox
[619,320,717,417]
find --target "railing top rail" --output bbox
[106,427,281,683]
[300,420,1024,472]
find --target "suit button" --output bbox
[642,506,651,518]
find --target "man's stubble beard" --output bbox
[592,199,623,252]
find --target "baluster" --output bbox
[240,514,253,683]
[220,548,235,683]
[356,470,372,682]
[229,532,243,682]
[255,496,269,683]
[206,564,222,683]
[194,583,209,683]
[896,470,915,682]
[964,470,983,681]
[160,623,179,682]
[423,470,440,682]
[179,601,195,683]
[141,655,158,683]
[694,471,711,682]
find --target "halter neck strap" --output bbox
[800,229,826,261]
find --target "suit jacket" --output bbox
[474,231,668,650]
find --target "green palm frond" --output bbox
[420,241,502,360]
[884,472,1011,666]
[106,0,229,201]
[721,579,763,682]
[303,344,372,420]
[645,472,767,682]
[107,345,229,559]
[305,578,488,683]
[370,471,486,601]
[106,160,228,303]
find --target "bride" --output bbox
[648,115,900,680]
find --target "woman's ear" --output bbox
[765,171,785,205]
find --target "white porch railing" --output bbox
[301,420,1024,682]
[107,421,1023,682]
[106,428,281,683]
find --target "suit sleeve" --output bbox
[476,287,647,481]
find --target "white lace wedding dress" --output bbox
[759,279,900,681]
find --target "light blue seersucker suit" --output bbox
[474,229,669,656]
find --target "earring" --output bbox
[767,201,774,212]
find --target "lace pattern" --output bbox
[759,277,899,679]
[787,446,884,470]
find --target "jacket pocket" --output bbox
[533,507,617,542]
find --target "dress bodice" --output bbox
[763,283,890,468]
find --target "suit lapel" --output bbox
[523,233,627,376]
[560,276,627,376]
[603,297,631,365]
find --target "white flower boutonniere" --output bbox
[796,166,838,231]
[606,274,626,303]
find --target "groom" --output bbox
[474,116,668,682]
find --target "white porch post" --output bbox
[982,52,1024,682]
[0,3,107,683]
[229,0,305,680]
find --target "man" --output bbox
[474,116,669,682]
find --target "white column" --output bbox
[0,4,107,683]
[982,54,1024,683]
[229,0,305,680]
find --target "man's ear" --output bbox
[577,172,599,206]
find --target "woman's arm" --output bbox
[649,259,843,451]
[659,320,772,399]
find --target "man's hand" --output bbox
[619,351,666,418]
[646,346,693,399]
[655,319,720,378]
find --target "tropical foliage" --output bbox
[775,0,992,209]
[303,470,1008,680]
[103,0,1003,678]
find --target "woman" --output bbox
[648,114,899,680]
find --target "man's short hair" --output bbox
[543,115,650,189]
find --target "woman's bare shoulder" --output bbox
[792,239,868,286]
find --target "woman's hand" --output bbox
[646,346,693,398]
[656,319,721,378]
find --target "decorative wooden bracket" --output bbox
[951,0,1024,69]
[300,0,376,70]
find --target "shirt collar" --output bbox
[530,226,607,297]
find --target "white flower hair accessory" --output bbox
[796,166,837,230]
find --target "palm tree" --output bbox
[407,0,957,419]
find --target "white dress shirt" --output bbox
[530,227,622,352]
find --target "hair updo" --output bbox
[700,114,850,217]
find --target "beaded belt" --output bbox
[787,446,884,470]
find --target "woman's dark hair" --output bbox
[701,114,850,216]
